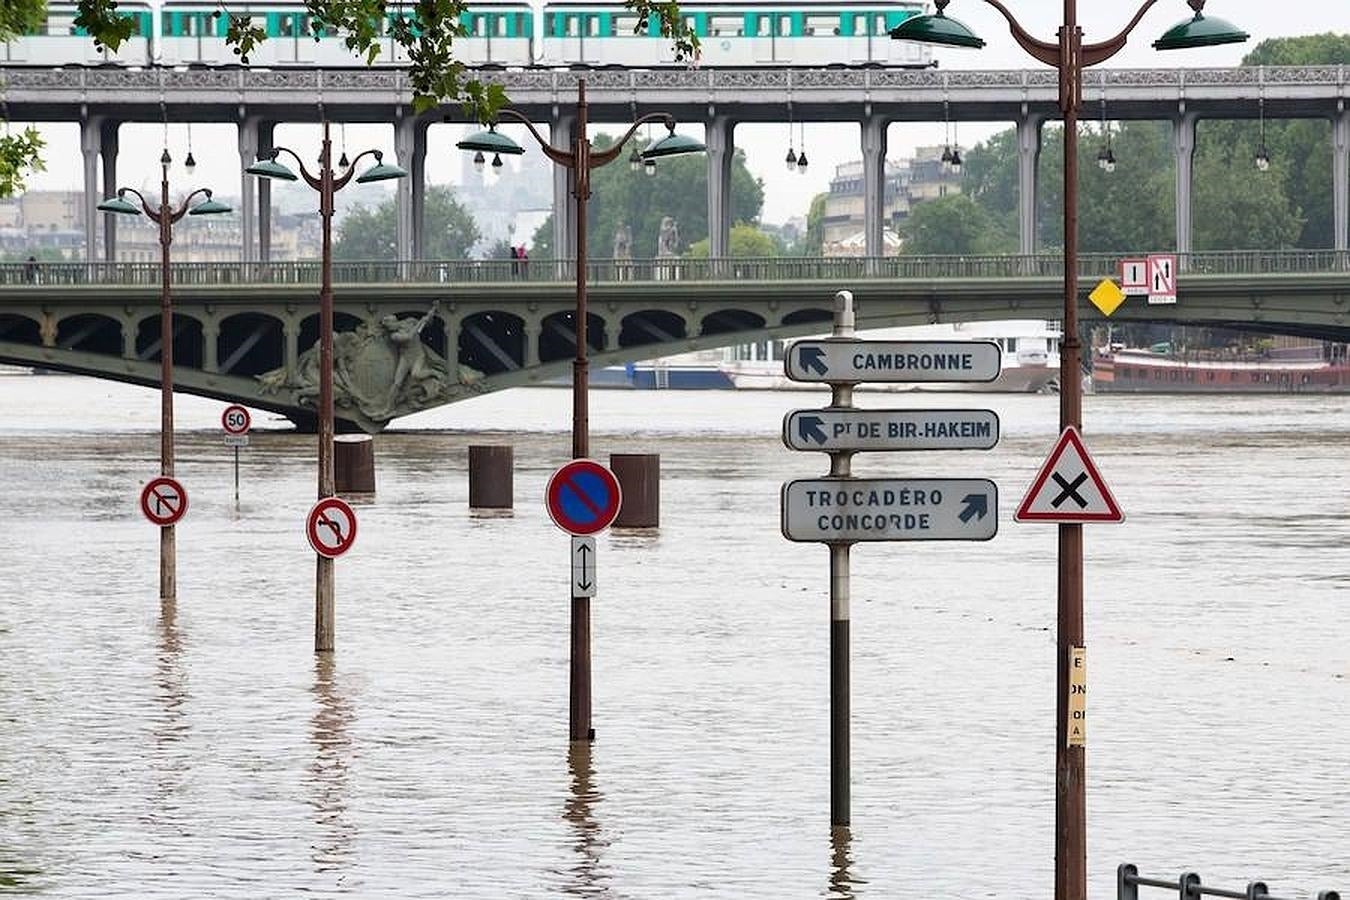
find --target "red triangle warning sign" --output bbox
[1015,426,1124,524]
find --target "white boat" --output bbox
[721,320,1062,393]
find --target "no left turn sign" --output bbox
[140,476,188,526]
[307,497,358,558]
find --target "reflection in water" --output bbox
[828,826,865,899]
[150,598,190,816]
[308,655,355,877]
[563,744,611,897]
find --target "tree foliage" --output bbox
[0,0,45,40]
[0,127,46,198]
[74,0,697,118]
[531,135,763,259]
[334,184,480,259]
[900,194,1009,255]
[686,222,781,257]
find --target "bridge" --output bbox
[2,251,1346,432]
[2,64,1348,266]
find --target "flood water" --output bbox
[0,375,1346,898]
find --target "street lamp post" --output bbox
[457,80,705,743]
[246,122,406,652]
[891,3,1246,898]
[99,152,231,601]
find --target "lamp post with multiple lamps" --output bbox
[456,80,705,743]
[98,151,231,602]
[892,2,1246,897]
[245,123,406,653]
[891,3,1247,895]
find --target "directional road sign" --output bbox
[221,404,251,436]
[781,478,998,543]
[140,476,188,526]
[783,408,1000,453]
[546,459,623,536]
[571,536,597,598]
[307,496,359,558]
[1014,426,1124,524]
[785,340,1002,384]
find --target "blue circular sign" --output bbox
[545,459,623,536]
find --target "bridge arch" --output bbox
[618,310,688,349]
[390,309,448,358]
[699,307,765,336]
[782,307,834,328]
[459,311,525,375]
[56,313,124,357]
[218,312,286,376]
[135,313,206,369]
[539,311,607,363]
[299,311,366,353]
[0,313,40,346]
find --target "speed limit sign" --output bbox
[222,404,251,446]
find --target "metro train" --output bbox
[0,0,931,68]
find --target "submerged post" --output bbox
[827,290,856,827]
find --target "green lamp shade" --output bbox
[355,161,408,183]
[889,12,985,49]
[641,132,706,160]
[189,197,232,216]
[456,128,525,156]
[245,157,299,181]
[1153,13,1248,50]
[96,196,142,216]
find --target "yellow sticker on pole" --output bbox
[1068,646,1086,747]
[1088,279,1127,316]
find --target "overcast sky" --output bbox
[16,1,1346,225]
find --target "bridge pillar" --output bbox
[258,122,275,263]
[120,318,136,360]
[394,113,419,266]
[100,121,120,262]
[552,113,577,263]
[1334,105,1349,256]
[861,117,887,268]
[203,321,219,374]
[283,320,300,381]
[1173,111,1198,261]
[238,117,261,263]
[412,120,429,260]
[524,321,541,368]
[80,117,103,264]
[444,317,462,383]
[1017,113,1045,256]
[706,116,734,262]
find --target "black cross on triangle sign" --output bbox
[1014,426,1125,524]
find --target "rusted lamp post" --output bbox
[456,80,705,743]
[246,122,406,653]
[99,151,231,602]
[892,2,1247,898]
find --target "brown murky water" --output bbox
[1,376,1347,898]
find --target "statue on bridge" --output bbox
[613,222,633,261]
[657,216,680,258]
[256,302,485,425]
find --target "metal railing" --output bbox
[1,250,1347,288]
[1120,864,1341,900]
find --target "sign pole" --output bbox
[827,290,856,829]
[233,445,240,505]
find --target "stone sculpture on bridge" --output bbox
[256,303,485,427]
[657,217,680,258]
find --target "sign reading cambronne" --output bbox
[781,477,998,543]
[785,340,1002,384]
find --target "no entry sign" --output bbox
[546,459,622,536]
[307,497,358,558]
[140,476,188,526]
[221,404,251,436]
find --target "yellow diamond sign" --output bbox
[1088,278,1127,316]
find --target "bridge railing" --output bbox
[1,250,1346,287]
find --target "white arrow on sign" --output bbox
[784,340,1002,384]
[781,478,998,543]
[571,536,597,598]
[783,408,1000,452]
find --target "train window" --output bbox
[805,15,836,35]
[615,15,640,35]
[587,16,600,36]
[473,16,486,36]
[279,14,298,37]
[873,14,886,35]
[778,16,791,36]
[565,16,578,37]
[710,15,741,36]
[756,16,770,36]
[496,16,507,36]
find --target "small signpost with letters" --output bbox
[221,404,251,503]
[781,291,1001,828]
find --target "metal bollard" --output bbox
[334,434,376,494]
[1180,873,1202,900]
[1246,882,1269,900]
[609,453,659,529]
[1119,864,1140,900]
[1319,893,1342,900]
[468,444,513,512]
